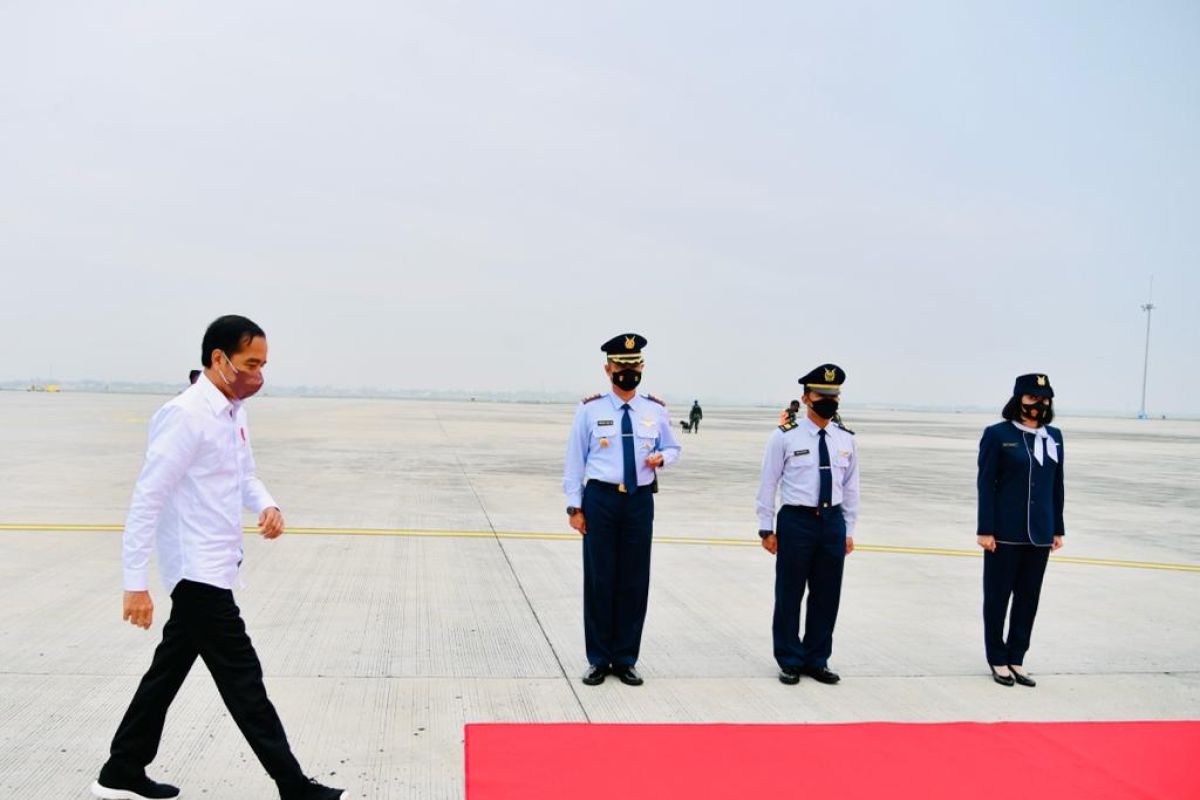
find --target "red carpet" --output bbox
[465,720,1200,799]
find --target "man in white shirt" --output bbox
[91,315,345,800]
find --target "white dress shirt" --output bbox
[122,373,277,593]
[756,416,859,533]
[562,391,682,508]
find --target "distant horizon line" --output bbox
[2,378,1195,421]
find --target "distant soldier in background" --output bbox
[779,399,801,426]
[689,400,703,433]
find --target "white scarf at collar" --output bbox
[1011,420,1058,465]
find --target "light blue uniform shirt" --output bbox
[756,416,859,534]
[563,391,682,507]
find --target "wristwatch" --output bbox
[567,506,580,516]
[758,530,773,539]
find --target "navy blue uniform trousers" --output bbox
[773,504,846,669]
[983,543,1050,666]
[103,580,306,791]
[582,481,654,668]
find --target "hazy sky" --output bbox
[3,1,1197,413]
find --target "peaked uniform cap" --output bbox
[601,333,647,364]
[799,363,846,395]
[1013,373,1054,398]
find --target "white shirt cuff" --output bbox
[123,569,149,591]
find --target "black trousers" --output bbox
[690,418,700,432]
[103,580,305,789]
[772,504,846,669]
[982,543,1050,666]
[581,481,654,668]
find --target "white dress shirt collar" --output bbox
[801,416,830,437]
[607,391,639,411]
[197,372,238,418]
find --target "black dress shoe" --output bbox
[91,773,180,800]
[1009,667,1036,687]
[778,667,801,685]
[281,777,347,800]
[582,664,609,685]
[801,666,840,684]
[613,665,644,686]
[990,665,1015,686]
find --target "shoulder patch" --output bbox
[835,421,856,435]
[778,421,798,432]
[646,394,666,407]
[581,393,603,404]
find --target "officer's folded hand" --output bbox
[644,452,664,467]
[845,536,854,555]
[569,511,587,535]
[976,534,997,552]
[123,590,154,630]
[259,507,284,539]
[761,533,777,555]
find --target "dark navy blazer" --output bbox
[976,421,1065,546]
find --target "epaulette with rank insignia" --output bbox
[778,421,798,432]
[835,421,856,435]
[581,393,603,404]
[646,394,667,407]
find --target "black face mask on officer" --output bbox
[1021,398,1050,422]
[811,397,839,420]
[612,368,642,391]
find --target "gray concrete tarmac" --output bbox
[1,392,1197,798]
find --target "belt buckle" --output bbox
[618,483,626,493]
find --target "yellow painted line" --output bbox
[2,523,1197,573]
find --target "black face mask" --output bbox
[811,398,839,420]
[612,368,642,391]
[1021,400,1050,423]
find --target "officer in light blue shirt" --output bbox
[757,363,858,686]
[563,333,681,687]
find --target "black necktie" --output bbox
[818,429,832,508]
[621,403,637,494]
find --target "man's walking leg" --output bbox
[191,583,306,792]
[101,585,200,784]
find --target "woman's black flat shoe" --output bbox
[990,666,1015,686]
[1009,667,1036,687]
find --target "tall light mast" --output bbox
[1138,276,1155,419]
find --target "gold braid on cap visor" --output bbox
[608,355,644,365]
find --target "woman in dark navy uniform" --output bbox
[976,373,1065,687]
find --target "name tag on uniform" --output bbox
[1002,442,1017,448]
[793,449,810,456]
[597,420,614,427]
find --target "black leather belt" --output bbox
[786,503,841,517]
[587,479,659,494]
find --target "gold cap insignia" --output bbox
[1037,375,1047,386]
[625,336,636,350]
[824,367,836,382]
